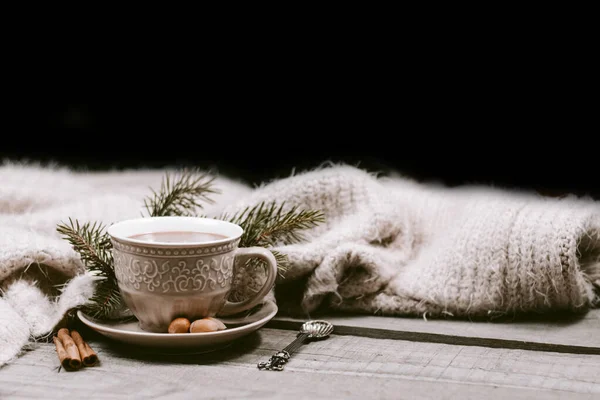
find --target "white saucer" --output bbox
[77,300,277,353]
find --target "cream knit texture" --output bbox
[1,162,599,367]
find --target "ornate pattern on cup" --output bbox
[111,238,240,294]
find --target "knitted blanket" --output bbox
[1,162,600,367]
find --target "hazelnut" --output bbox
[189,318,220,333]
[168,317,191,334]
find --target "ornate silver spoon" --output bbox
[257,320,334,371]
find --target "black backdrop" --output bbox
[2,82,597,199]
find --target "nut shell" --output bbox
[190,318,220,333]
[168,317,191,334]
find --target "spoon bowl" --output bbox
[301,320,334,339]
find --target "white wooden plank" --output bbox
[270,309,600,354]
[1,328,600,399]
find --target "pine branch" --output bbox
[223,201,325,275]
[271,250,290,271]
[227,201,325,248]
[144,169,220,217]
[56,219,127,320]
[56,218,113,277]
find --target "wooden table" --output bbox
[3,310,600,399]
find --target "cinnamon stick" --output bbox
[83,342,99,367]
[70,330,98,367]
[52,336,71,369]
[57,328,82,369]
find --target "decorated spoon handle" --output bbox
[257,332,309,371]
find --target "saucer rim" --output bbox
[77,300,277,337]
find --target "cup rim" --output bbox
[106,216,243,247]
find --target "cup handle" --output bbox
[217,247,278,317]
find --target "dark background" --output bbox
[2,63,597,199]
